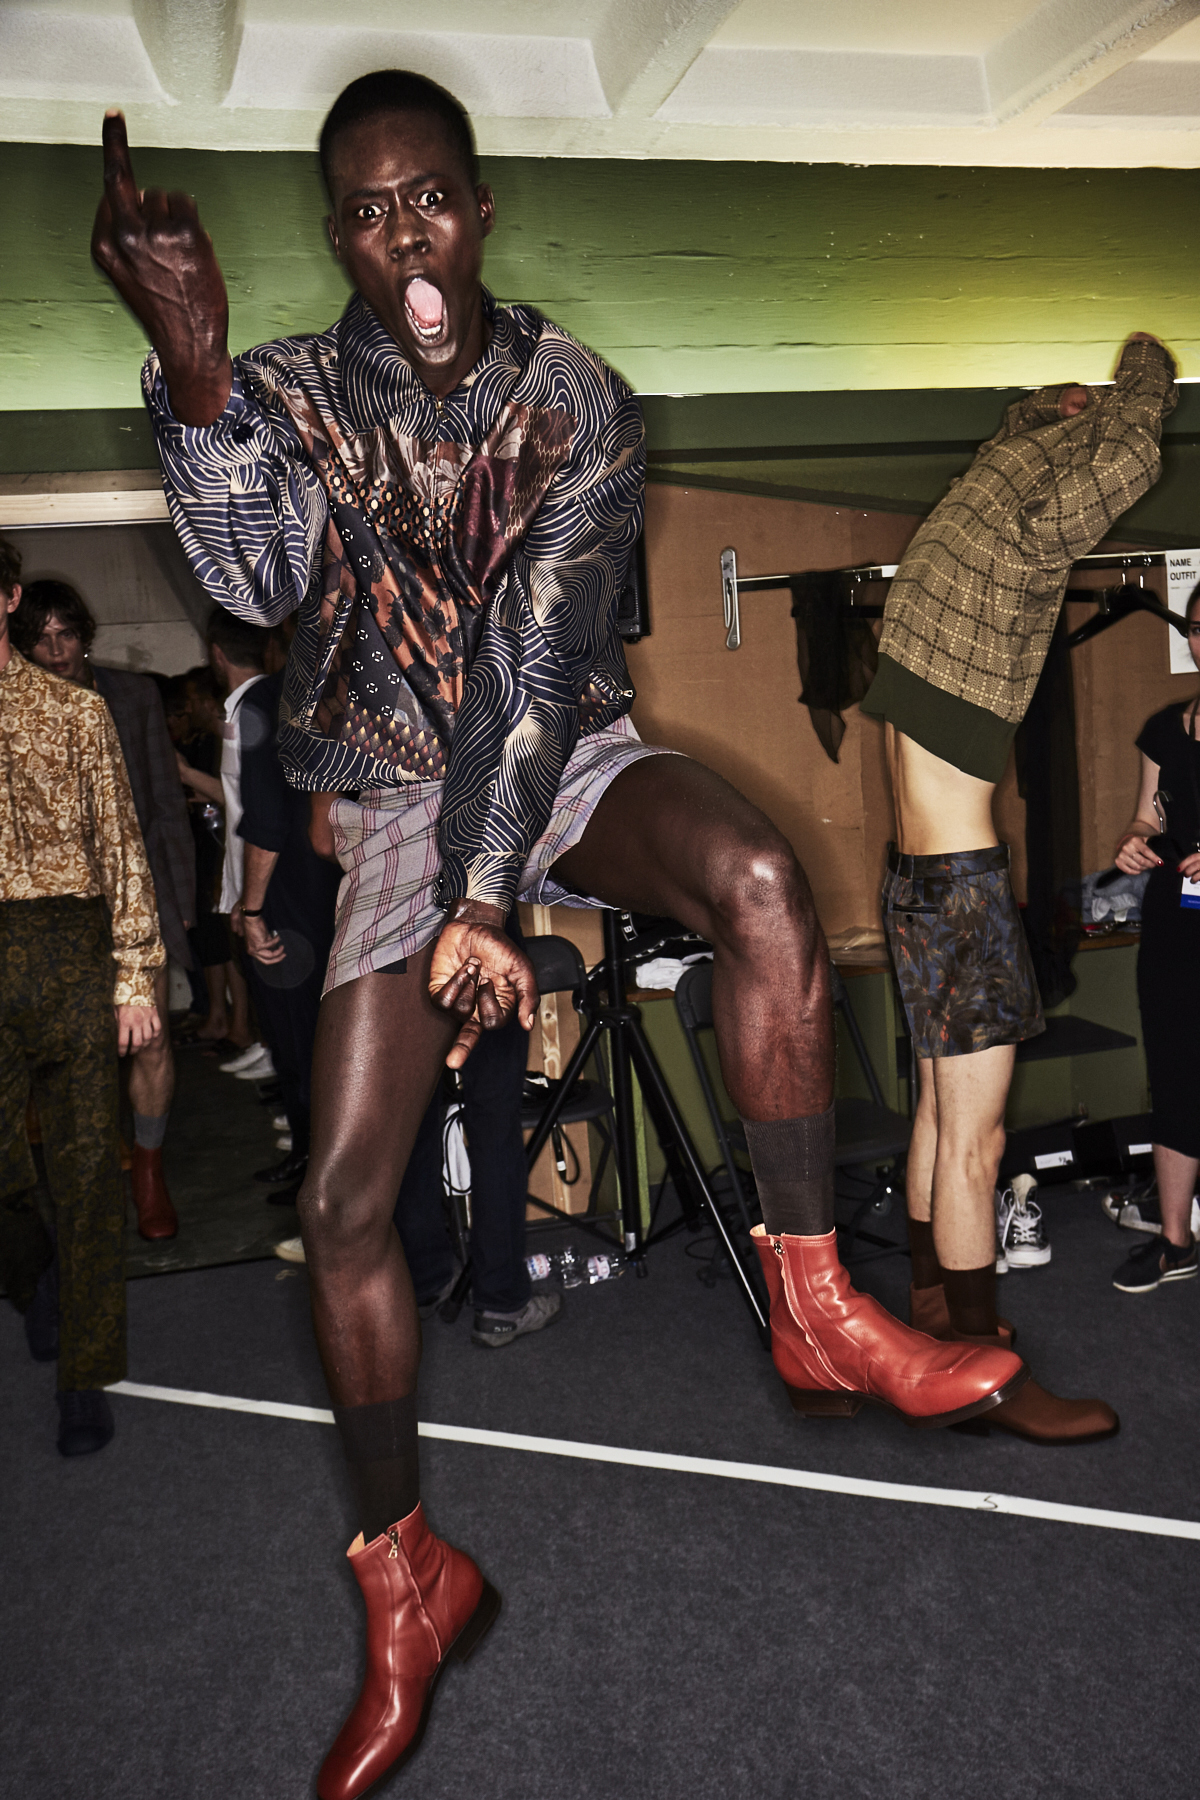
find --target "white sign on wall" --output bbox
[1165,551,1200,674]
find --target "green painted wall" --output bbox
[2,144,1198,413]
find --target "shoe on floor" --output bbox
[233,1049,277,1081]
[472,1291,563,1348]
[274,1236,306,1264]
[24,1256,59,1362]
[418,1269,460,1321]
[272,1112,289,1131]
[254,1149,309,1185]
[1113,1234,1199,1293]
[994,1185,1013,1273]
[999,1174,1051,1269]
[219,1040,269,1074]
[56,1389,115,1456]
[275,1133,293,1151]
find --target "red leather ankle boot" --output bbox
[129,1145,178,1240]
[317,1503,500,1800]
[751,1226,1027,1427]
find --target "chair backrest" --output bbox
[674,959,714,1032]
[525,933,589,1009]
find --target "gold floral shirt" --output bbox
[0,649,163,1005]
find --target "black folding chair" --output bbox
[674,959,910,1264]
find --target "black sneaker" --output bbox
[1112,1234,1199,1294]
[56,1389,115,1457]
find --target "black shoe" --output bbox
[267,1180,303,1207]
[25,1257,59,1363]
[1113,1234,1199,1293]
[253,1149,309,1185]
[56,1389,115,1457]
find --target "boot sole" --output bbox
[338,1581,502,1799]
[951,1412,1120,1444]
[786,1365,1030,1430]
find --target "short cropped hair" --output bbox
[204,607,272,672]
[319,70,479,195]
[0,534,21,599]
[12,578,96,657]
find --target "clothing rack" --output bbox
[717,545,1195,651]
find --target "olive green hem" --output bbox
[859,654,1017,783]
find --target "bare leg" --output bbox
[926,1045,1013,1271]
[551,756,832,1120]
[1154,1143,1199,1250]
[298,945,456,1407]
[906,1057,938,1224]
[226,956,253,1050]
[128,966,174,1118]
[197,963,229,1039]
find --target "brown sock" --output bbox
[742,1106,835,1238]
[942,1265,999,1338]
[907,1215,940,1290]
[332,1394,420,1544]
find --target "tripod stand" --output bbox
[520,911,771,1342]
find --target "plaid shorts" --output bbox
[323,715,673,995]
[882,845,1044,1059]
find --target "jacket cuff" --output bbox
[142,355,255,446]
[113,963,163,1008]
[434,852,522,917]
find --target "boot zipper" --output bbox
[387,1526,400,1559]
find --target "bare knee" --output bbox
[706,829,816,960]
[297,1158,391,1262]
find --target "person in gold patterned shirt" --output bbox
[0,533,164,1457]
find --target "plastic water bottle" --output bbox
[526,1244,625,1287]
[584,1251,626,1283]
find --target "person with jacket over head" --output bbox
[92,76,1022,1797]
[861,332,1176,1443]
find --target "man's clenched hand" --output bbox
[428,915,539,1070]
[91,111,233,426]
[115,1003,162,1056]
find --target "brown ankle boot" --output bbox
[129,1145,178,1240]
[948,1332,1118,1443]
[317,1503,500,1800]
[751,1226,1026,1428]
[909,1282,1016,1349]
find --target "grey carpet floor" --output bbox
[4,1183,1200,1800]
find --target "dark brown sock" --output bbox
[907,1215,940,1290]
[742,1106,836,1238]
[332,1394,420,1544]
[942,1265,999,1338]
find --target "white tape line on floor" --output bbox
[106,1379,1200,1543]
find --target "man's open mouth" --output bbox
[403,277,447,346]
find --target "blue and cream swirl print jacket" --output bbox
[144,288,645,914]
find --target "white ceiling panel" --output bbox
[5,0,1200,165]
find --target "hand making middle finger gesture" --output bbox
[91,110,233,426]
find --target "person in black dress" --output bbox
[1112,587,1200,1291]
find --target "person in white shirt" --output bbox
[205,609,276,1082]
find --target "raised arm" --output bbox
[1019,334,1176,567]
[91,111,232,427]
[92,112,326,624]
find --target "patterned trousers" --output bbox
[0,897,126,1390]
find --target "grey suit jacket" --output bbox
[93,665,196,968]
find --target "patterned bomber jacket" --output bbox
[877,338,1177,723]
[144,290,645,914]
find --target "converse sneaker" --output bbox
[994,1186,1014,1274]
[1005,1174,1051,1267]
[471,1291,563,1348]
[1112,1234,1198,1294]
[273,1235,306,1265]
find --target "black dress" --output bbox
[1135,701,1200,1157]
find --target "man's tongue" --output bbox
[405,278,445,333]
